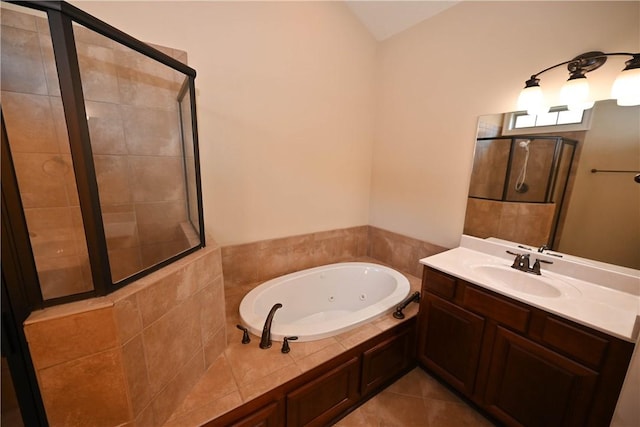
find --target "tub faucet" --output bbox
[259,303,283,349]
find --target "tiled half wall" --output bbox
[24,244,226,427]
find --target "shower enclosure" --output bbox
[465,135,577,247]
[1,0,204,306]
[2,2,204,424]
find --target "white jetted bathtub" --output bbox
[239,262,410,342]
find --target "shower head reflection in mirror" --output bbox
[515,139,531,194]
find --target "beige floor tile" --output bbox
[337,368,494,427]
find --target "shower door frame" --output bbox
[470,135,579,248]
[2,0,206,309]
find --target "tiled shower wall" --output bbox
[463,197,556,247]
[1,8,93,299]
[24,244,226,427]
[1,7,192,298]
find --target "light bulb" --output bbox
[517,81,547,115]
[611,67,640,106]
[560,75,591,108]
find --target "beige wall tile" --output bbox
[162,391,242,427]
[151,350,205,426]
[140,239,190,269]
[170,354,237,419]
[134,403,156,427]
[116,49,182,109]
[2,91,59,153]
[222,245,260,287]
[37,349,130,427]
[224,340,295,386]
[108,247,143,283]
[0,26,48,95]
[12,153,73,208]
[36,255,93,300]
[135,258,208,326]
[1,7,38,30]
[292,342,346,373]
[121,335,151,417]
[200,276,226,343]
[86,100,127,155]
[142,294,202,394]
[256,245,291,282]
[135,201,188,244]
[25,307,118,370]
[203,326,227,368]
[121,106,181,156]
[75,41,120,103]
[239,363,302,402]
[25,207,78,259]
[94,155,132,205]
[129,156,186,203]
[112,294,143,344]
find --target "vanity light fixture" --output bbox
[517,51,640,115]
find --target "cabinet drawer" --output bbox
[540,316,609,369]
[424,267,457,299]
[463,286,530,333]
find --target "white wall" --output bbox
[558,101,640,269]
[73,1,377,246]
[371,1,639,248]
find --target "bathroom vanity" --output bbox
[417,236,639,427]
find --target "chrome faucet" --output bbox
[259,303,283,349]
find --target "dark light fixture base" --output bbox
[568,51,607,75]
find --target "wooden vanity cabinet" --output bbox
[417,294,484,395]
[417,266,635,427]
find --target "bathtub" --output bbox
[239,262,410,342]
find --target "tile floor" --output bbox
[335,367,496,427]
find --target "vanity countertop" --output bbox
[420,236,640,342]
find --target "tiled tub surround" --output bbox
[222,225,447,287]
[1,7,194,297]
[163,257,423,426]
[23,244,226,427]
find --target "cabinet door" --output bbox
[418,294,485,394]
[361,322,415,397]
[286,357,359,427]
[484,327,598,427]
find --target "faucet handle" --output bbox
[506,251,530,270]
[236,324,251,344]
[532,258,553,275]
[281,336,298,353]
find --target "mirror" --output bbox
[465,100,640,270]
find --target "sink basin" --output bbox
[471,265,582,298]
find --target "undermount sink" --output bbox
[471,265,582,298]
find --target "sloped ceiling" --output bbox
[345,1,460,41]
